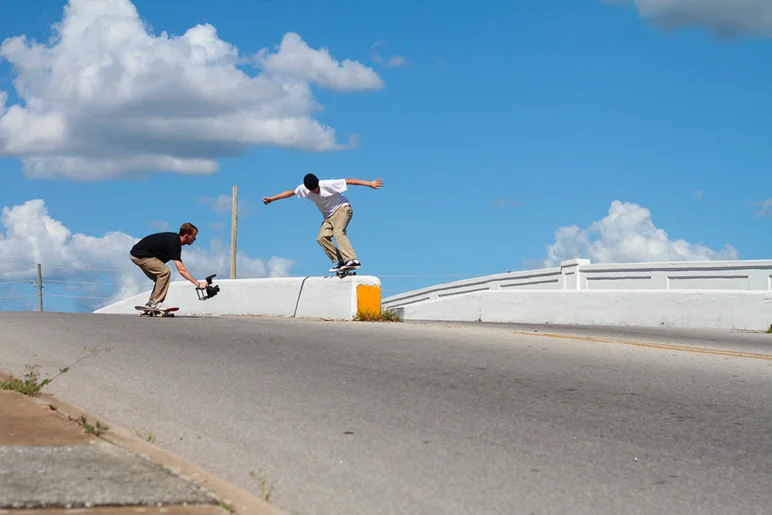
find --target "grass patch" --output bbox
[77,415,109,436]
[1,344,110,396]
[354,308,402,322]
[250,469,273,502]
[0,366,51,396]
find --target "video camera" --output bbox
[196,273,220,301]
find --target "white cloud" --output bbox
[0,0,383,180]
[212,195,234,214]
[543,200,738,266]
[258,33,386,89]
[198,194,256,216]
[386,56,407,67]
[182,238,297,279]
[148,220,170,231]
[0,199,297,310]
[369,41,407,68]
[750,199,772,217]
[606,0,772,37]
[198,194,235,214]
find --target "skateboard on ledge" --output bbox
[134,306,179,317]
[330,263,361,278]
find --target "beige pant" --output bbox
[130,255,171,305]
[317,204,357,263]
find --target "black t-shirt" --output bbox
[130,232,182,263]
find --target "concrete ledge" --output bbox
[392,290,772,331]
[93,276,381,320]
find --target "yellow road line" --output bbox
[511,331,772,361]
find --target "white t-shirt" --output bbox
[295,179,351,219]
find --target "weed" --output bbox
[77,415,109,436]
[249,469,273,502]
[0,344,109,397]
[220,500,236,513]
[1,365,50,396]
[134,429,156,443]
[354,308,402,322]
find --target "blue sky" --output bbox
[1,0,770,312]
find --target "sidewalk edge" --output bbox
[0,372,287,515]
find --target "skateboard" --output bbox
[134,306,179,317]
[331,264,360,278]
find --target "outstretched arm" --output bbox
[263,190,296,205]
[346,178,384,189]
[173,260,207,289]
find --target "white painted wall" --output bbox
[383,259,772,331]
[94,275,381,320]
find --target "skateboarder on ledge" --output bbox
[263,174,384,272]
[130,223,209,311]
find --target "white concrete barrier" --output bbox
[382,259,772,331]
[94,275,382,320]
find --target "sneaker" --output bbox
[343,260,361,269]
[329,261,344,272]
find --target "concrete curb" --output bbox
[0,371,287,515]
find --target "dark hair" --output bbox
[179,222,198,236]
[303,173,319,190]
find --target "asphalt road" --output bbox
[1,312,771,515]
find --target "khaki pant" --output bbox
[130,254,171,305]
[317,204,357,263]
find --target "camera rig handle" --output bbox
[196,273,220,301]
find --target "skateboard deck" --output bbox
[134,306,179,317]
[331,264,360,278]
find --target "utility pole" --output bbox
[37,263,43,312]
[230,185,238,279]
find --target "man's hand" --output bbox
[346,178,384,189]
[263,190,295,204]
[198,280,208,289]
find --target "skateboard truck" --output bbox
[196,273,220,300]
[334,264,360,279]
